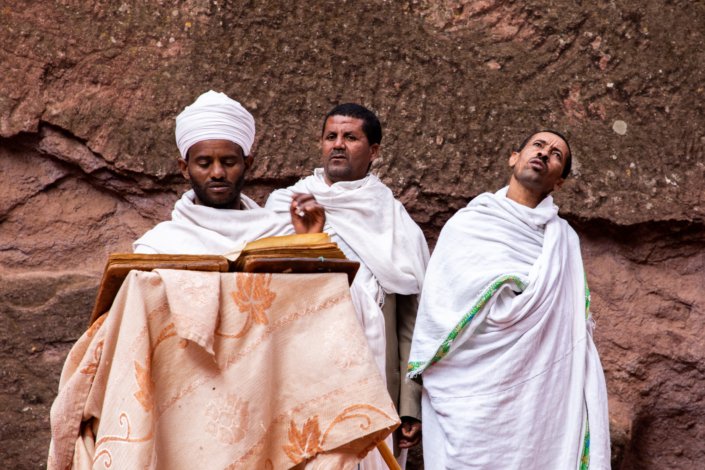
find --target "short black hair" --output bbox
[321,103,382,146]
[518,130,572,179]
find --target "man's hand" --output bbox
[290,193,326,234]
[398,417,422,448]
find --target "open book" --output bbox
[90,234,359,324]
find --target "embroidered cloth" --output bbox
[408,186,610,469]
[48,271,398,470]
[266,170,429,469]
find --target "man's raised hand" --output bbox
[290,193,326,234]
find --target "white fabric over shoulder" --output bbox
[409,186,610,469]
[175,90,256,157]
[133,190,294,255]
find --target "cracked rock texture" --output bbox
[0,0,703,469]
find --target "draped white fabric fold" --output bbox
[408,186,610,469]
[132,190,294,255]
[266,169,430,470]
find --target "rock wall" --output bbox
[1,0,703,468]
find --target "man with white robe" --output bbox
[133,90,325,255]
[407,131,610,469]
[266,103,430,469]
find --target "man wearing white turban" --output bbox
[133,91,324,254]
[266,103,430,470]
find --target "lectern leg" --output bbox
[377,441,402,470]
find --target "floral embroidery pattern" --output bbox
[150,322,188,354]
[159,295,348,419]
[87,314,107,337]
[152,323,177,353]
[324,320,368,369]
[320,404,397,446]
[172,271,218,305]
[80,340,104,383]
[218,274,276,338]
[205,393,250,446]
[283,404,398,464]
[133,359,155,413]
[94,412,154,468]
[283,416,324,463]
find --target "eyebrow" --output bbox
[534,139,563,157]
[194,154,239,159]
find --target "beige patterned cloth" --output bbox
[48,271,399,470]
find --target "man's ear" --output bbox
[509,151,520,168]
[178,158,190,180]
[244,155,255,171]
[369,143,380,163]
[553,177,565,192]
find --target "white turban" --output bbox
[175,90,256,158]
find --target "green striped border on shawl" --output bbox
[408,273,594,465]
[407,275,527,374]
[585,274,591,320]
[580,414,590,469]
[582,277,591,468]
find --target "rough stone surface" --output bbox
[0,0,703,469]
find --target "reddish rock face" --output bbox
[1,1,703,469]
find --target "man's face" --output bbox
[177,139,253,209]
[509,132,569,194]
[321,115,379,185]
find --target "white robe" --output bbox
[133,190,294,255]
[266,169,430,470]
[408,187,610,470]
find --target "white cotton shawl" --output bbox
[175,90,256,157]
[408,187,610,469]
[266,169,429,296]
[266,169,430,470]
[132,190,294,255]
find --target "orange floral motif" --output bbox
[133,359,155,413]
[87,314,107,338]
[205,392,250,445]
[320,404,397,447]
[221,274,276,338]
[94,412,154,468]
[80,340,104,383]
[152,322,177,354]
[283,415,324,463]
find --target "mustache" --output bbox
[328,149,349,158]
[205,179,234,187]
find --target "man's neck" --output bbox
[323,173,367,187]
[193,193,242,210]
[505,178,549,209]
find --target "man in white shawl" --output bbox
[133,90,325,254]
[407,131,610,469]
[266,104,430,469]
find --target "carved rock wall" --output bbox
[0,0,703,468]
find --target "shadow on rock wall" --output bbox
[1,0,704,469]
